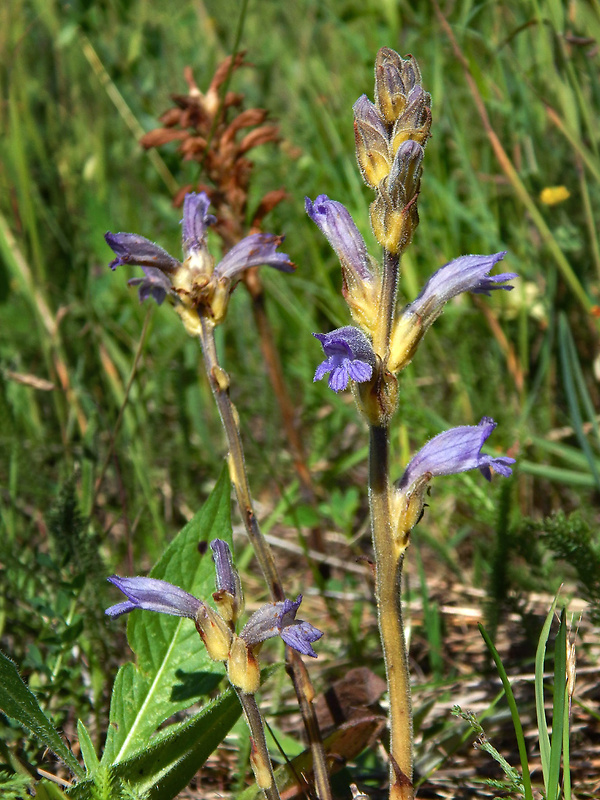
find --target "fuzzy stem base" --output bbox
[369,424,413,800]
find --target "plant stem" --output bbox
[373,249,400,365]
[369,423,413,800]
[198,314,332,800]
[237,689,281,800]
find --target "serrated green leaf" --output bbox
[67,689,241,800]
[77,719,99,776]
[102,466,232,765]
[0,650,84,778]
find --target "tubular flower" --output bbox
[392,417,515,548]
[398,416,515,492]
[305,195,378,330]
[313,326,376,393]
[389,252,517,373]
[105,550,323,661]
[210,538,243,625]
[105,192,294,329]
[240,595,323,658]
[105,576,202,619]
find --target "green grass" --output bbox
[1,0,599,795]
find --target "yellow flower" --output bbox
[539,186,570,206]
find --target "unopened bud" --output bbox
[353,95,391,189]
[374,49,422,124]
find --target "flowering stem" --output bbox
[198,315,282,600]
[373,249,400,364]
[369,424,413,800]
[197,314,332,800]
[236,689,281,800]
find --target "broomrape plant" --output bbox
[0,46,518,800]
[102,47,516,800]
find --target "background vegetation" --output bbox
[1,0,599,797]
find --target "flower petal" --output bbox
[406,252,517,322]
[127,267,175,305]
[240,595,323,658]
[313,326,375,392]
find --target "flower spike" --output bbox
[313,326,376,392]
[105,192,293,325]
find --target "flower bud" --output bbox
[353,95,391,189]
[374,49,422,124]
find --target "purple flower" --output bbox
[105,192,294,310]
[127,267,175,305]
[305,195,373,282]
[104,233,181,274]
[398,417,515,492]
[240,595,323,658]
[181,192,217,254]
[216,233,295,278]
[105,576,202,619]
[313,326,376,392]
[405,252,517,322]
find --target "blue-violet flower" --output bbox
[105,192,294,326]
[105,576,202,619]
[240,595,323,658]
[398,416,515,493]
[313,326,376,392]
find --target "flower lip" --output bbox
[127,267,175,305]
[313,325,375,393]
[398,416,515,492]
[105,232,181,274]
[105,576,202,620]
[240,594,323,658]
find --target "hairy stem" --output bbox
[198,314,332,800]
[373,249,400,365]
[369,424,413,800]
[237,690,281,800]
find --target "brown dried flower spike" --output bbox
[140,53,286,249]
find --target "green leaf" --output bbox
[478,624,533,800]
[102,466,232,765]
[0,650,84,778]
[547,609,567,800]
[535,595,560,787]
[67,689,241,800]
[34,781,71,800]
[77,719,99,776]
